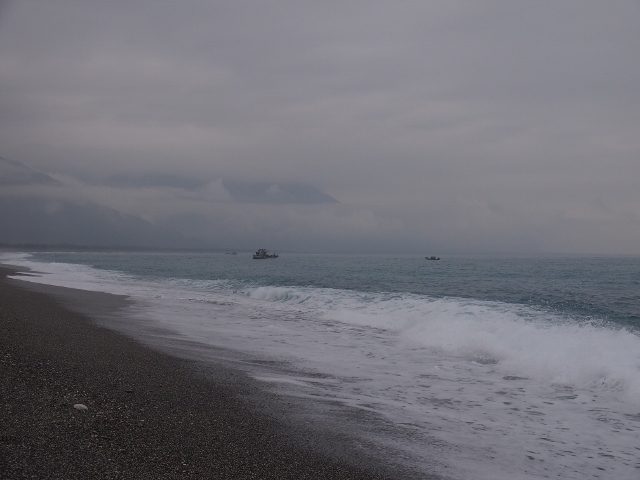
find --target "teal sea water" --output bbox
[3,251,640,479]
[27,251,640,327]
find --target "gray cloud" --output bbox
[1,1,639,253]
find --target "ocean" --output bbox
[2,251,639,479]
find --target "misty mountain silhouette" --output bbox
[0,156,63,186]
[222,181,338,204]
[0,157,192,248]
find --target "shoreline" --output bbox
[0,265,404,479]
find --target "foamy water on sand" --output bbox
[3,251,640,479]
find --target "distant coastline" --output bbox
[0,243,242,254]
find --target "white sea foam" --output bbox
[245,282,640,403]
[3,252,640,479]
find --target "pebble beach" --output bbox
[0,265,398,479]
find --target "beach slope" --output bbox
[0,266,394,479]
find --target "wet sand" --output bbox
[0,265,399,479]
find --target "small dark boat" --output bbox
[425,256,440,260]
[253,248,279,259]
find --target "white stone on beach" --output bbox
[73,403,88,411]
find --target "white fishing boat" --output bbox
[253,248,278,259]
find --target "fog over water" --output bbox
[1,1,639,254]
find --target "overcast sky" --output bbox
[1,1,639,254]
